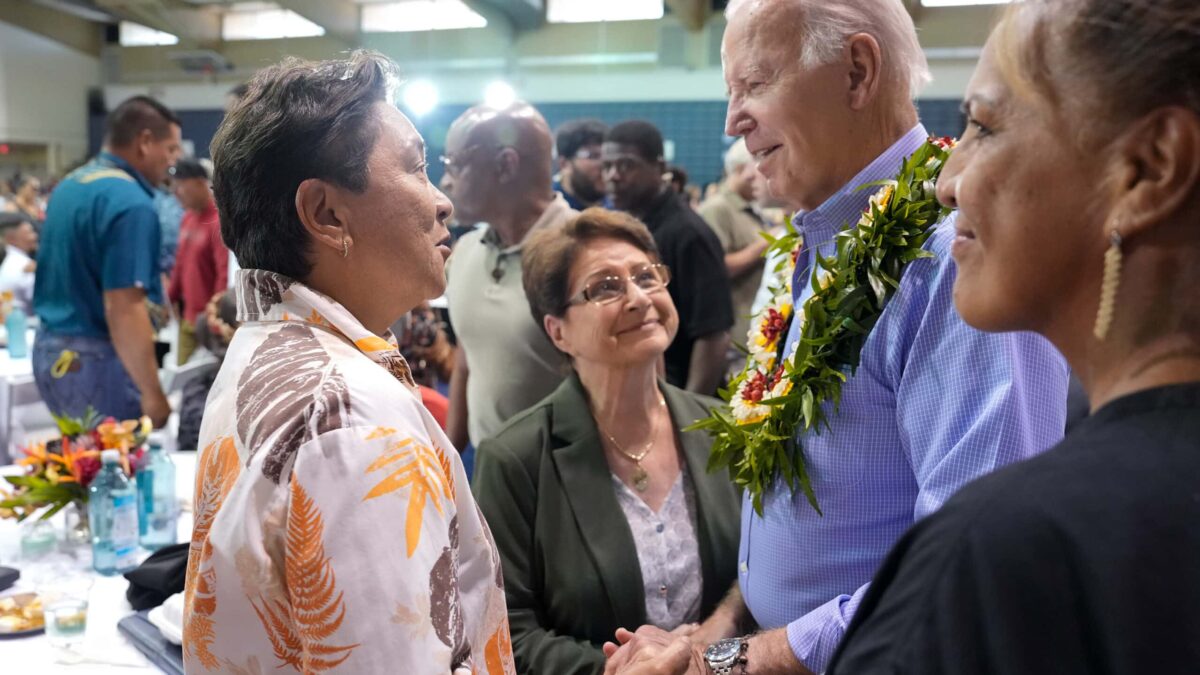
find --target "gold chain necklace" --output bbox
[602,395,666,493]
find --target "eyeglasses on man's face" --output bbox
[567,263,672,306]
[440,143,496,176]
[571,147,603,162]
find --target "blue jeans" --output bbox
[33,332,142,422]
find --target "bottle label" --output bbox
[111,494,139,566]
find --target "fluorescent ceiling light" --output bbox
[119,21,179,47]
[222,2,325,41]
[361,0,487,33]
[402,79,439,117]
[483,81,516,109]
[920,0,1013,6]
[547,0,664,23]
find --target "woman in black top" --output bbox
[826,1,1200,673]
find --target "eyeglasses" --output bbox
[439,144,494,176]
[572,148,603,161]
[567,263,671,306]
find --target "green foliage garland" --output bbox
[689,138,956,516]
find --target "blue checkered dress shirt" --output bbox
[737,125,1070,671]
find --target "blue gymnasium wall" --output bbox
[89,99,963,188]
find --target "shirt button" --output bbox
[659,585,668,597]
[739,561,748,574]
[655,523,664,533]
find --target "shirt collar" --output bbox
[234,269,418,389]
[97,151,157,198]
[5,245,29,260]
[481,193,572,254]
[642,187,679,227]
[197,201,219,218]
[794,124,929,247]
[719,183,750,211]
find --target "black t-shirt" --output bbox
[639,189,733,389]
[828,382,1200,675]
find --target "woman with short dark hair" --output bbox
[472,208,741,674]
[183,52,515,674]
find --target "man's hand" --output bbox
[105,287,171,428]
[670,623,700,639]
[603,626,705,675]
[142,387,171,429]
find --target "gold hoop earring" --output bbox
[1093,229,1123,341]
[342,238,350,259]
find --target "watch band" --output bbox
[705,637,749,675]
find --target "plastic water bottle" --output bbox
[136,442,177,550]
[6,306,27,359]
[88,450,139,576]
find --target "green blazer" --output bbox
[472,373,741,675]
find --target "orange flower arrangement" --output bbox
[0,409,152,521]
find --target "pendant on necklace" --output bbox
[632,465,650,492]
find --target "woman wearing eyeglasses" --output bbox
[472,208,741,675]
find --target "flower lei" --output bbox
[690,137,956,516]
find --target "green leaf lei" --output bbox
[688,137,956,516]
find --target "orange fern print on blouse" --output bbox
[250,481,359,671]
[181,270,513,674]
[183,436,240,671]
[363,435,455,557]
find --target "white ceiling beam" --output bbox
[95,0,221,45]
[274,0,359,45]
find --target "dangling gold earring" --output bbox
[342,238,350,258]
[1093,229,1123,341]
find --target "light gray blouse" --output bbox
[610,465,704,630]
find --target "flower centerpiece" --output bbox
[690,137,957,516]
[0,409,152,522]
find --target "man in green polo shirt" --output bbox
[32,96,181,427]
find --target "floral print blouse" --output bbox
[182,270,515,675]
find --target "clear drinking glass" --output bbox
[37,573,93,648]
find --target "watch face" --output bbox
[705,638,742,662]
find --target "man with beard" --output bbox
[553,118,608,210]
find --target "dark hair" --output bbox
[1001,1,1200,144]
[211,50,396,280]
[555,119,608,160]
[666,164,689,191]
[0,212,30,232]
[172,157,209,181]
[105,96,180,148]
[228,82,250,100]
[522,207,661,334]
[605,120,664,164]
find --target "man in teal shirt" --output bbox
[33,96,181,427]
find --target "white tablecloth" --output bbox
[0,452,196,674]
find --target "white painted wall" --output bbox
[0,20,101,172]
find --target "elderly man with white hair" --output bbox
[698,138,777,356]
[602,1,1069,673]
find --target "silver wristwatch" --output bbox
[703,637,748,674]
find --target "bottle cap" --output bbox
[100,449,121,463]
